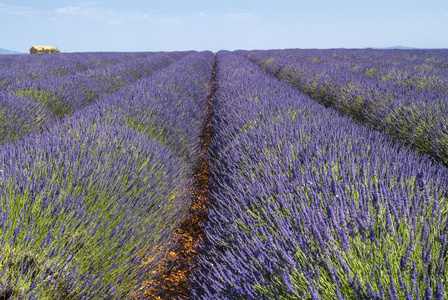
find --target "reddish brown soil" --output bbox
[136,58,216,299]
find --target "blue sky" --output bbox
[1,0,447,53]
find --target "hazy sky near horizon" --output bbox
[1,0,447,53]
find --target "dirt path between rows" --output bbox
[137,55,216,299]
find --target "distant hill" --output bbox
[0,48,26,55]
[382,46,418,50]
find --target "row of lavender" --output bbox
[0,51,188,145]
[0,51,214,298]
[270,49,448,93]
[191,51,448,299]
[0,52,153,83]
[236,49,448,167]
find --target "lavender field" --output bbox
[1,49,447,299]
